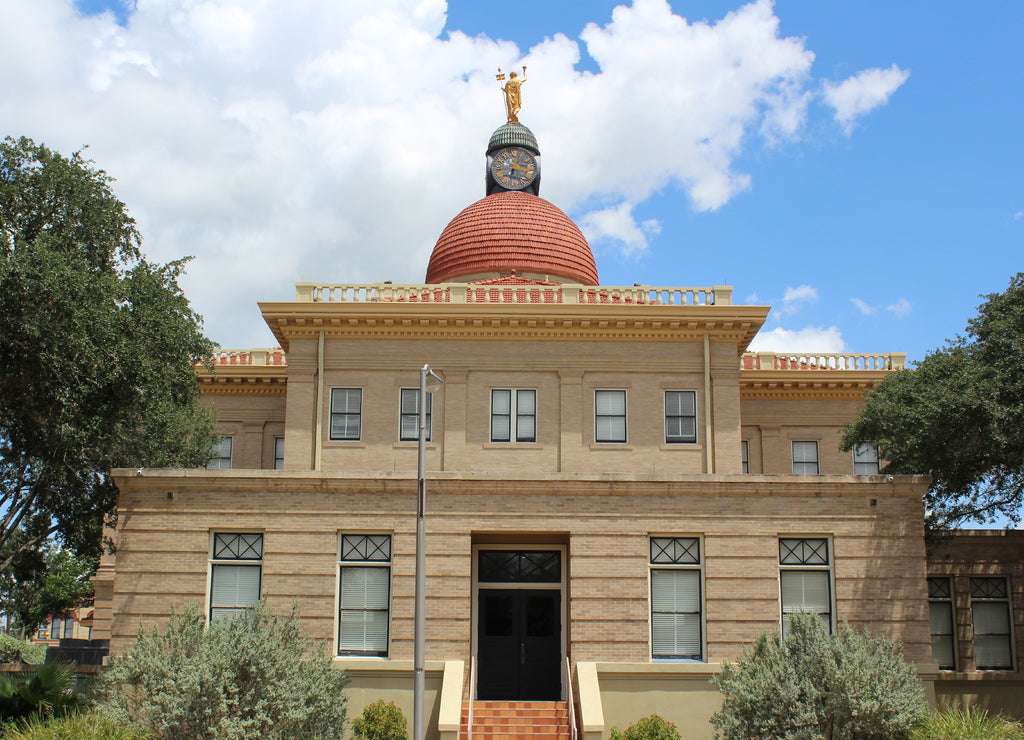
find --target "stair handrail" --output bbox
[565,655,579,740]
[467,654,476,740]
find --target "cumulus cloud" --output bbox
[0,0,903,346]
[747,326,846,353]
[778,284,818,314]
[887,298,912,318]
[823,63,910,133]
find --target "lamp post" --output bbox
[415,364,443,740]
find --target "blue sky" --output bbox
[6,0,1023,361]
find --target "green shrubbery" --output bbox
[609,714,681,740]
[912,706,1024,740]
[94,603,349,740]
[711,612,926,740]
[5,710,151,740]
[0,635,46,665]
[0,661,87,729]
[351,700,408,740]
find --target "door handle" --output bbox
[520,642,526,665]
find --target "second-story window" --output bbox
[400,388,432,442]
[330,388,362,441]
[853,443,880,474]
[792,441,819,474]
[273,436,284,469]
[664,391,697,444]
[207,437,232,469]
[741,440,750,473]
[491,389,536,442]
[595,390,627,443]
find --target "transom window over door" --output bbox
[650,537,703,660]
[491,389,536,442]
[330,388,362,440]
[595,390,627,443]
[779,537,832,634]
[338,534,392,657]
[664,391,697,444]
[209,533,263,621]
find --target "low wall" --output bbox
[334,659,448,740]
[934,672,1024,720]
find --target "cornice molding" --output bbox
[739,370,888,400]
[197,367,288,396]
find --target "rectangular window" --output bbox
[664,391,697,444]
[330,388,362,440]
[490,389,536,442]
[50,616,61,641]
[210,533,263,621]
[792,441,819,474]
[928,577,956,670]
[595,390,627,443]
[779,538,832,634]
[400,388,432,442]
[854,443,880,474]
[207,437,232,469]
[338,534,392,656]
[650,537,702,660]
[273,436,285,469]
[741,440,749,474]
[971,577,1013,670]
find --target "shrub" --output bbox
[609,714,681,740]
[352,700,408,740]
[0,661,87,726]
[711,612,926,740]
[0,634,46,664]
[912,706,1024,740]
[94,603,349,740]
[5,709,152,739]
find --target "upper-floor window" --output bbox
[853,443,880,474]
[207,437,232,469]
[650,537,703,661]
[664,391,697,444]
[330,388,362,441]
[595,390,627,443]
[491,389,536,442]
[338,534,392,657]
[741,440,750,474]
[779,537,832,634]
[210,533,263,621]
[273,436,284,469]
[928,576,956,670]
[971,577,1013,670]
[400,388,431,442]
[792,441,819,474]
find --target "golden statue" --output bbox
[496,66,527,123]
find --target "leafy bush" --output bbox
[0,634,47,664]
[0,662,87,725]
[711,612,926,740]
[5,709,152,739]
[352,700,408,740]
[94,603,349,740]
[609,714,681,740]
[912,706,1024,740]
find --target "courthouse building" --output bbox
[91,112,1022,737]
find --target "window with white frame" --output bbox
[330,388,362,440]
[650,537,703,660]
[741,440,749,474]
[338,534,392,656]
[792,441,819,474]
[490,389,536,442]
[207,437,232,469]
[854,443,880,474]
[595,390,627,443]
[779,538,832,634]
[210,533,263,621]
[400,388,431,442]
[664,391,697,444]
[928,576,956,670]
[273,436,284,469]
[971,577,1013,670]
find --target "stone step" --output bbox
[459,701,571,740]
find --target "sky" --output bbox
[2,0,1021,361]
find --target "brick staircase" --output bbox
[459,700,572,740]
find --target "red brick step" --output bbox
[459,700,571,740]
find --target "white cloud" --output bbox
[779,284,818,314]
[747,326,846,353]
[0,0,904,347]
[851,297,876,315]
[823,63,910,133]
[887,298,912,318]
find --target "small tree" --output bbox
[609,714,681,740]
[351,700,408,740]
[711,612,926,740]
[94,603,348,740]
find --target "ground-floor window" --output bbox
[650,536,702,660]
[971,577,1013,670]
[338,534,392,656]
[209,532,263,621]
[928,576,956,670]
[779,537,832,634]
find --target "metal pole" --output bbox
[414,364,428,740]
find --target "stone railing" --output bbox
[295,282,732,306]
[741,352,906,372]
[209,348,287,366]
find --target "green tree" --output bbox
[0,539,94,638]
[711,612,926,740]
[842,273,1024,529]
[95,603,349,740]
[0,135,217,571]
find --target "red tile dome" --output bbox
[426,191,598,285]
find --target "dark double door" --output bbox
[477,589,561,700]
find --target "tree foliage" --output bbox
[0,135,217,570]
[351,700,408,740]
[0,540,94,638]
[609,715,682,740]
[711,613,926,740]
[94,603,349,740]
[843,273,1024,529]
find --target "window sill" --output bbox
[590,443,633,450]
[659,443,703,452]
[393,442,438,449]
[481,442,543,450]
[325,441,366,448]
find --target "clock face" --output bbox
[490,147,538,190]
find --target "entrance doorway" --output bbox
[477,589,561,700]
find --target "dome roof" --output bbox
[487,122,539,153]
[426,191,598,285]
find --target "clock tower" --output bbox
[485,121,541,196]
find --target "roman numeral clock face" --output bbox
[490,147,537,190]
